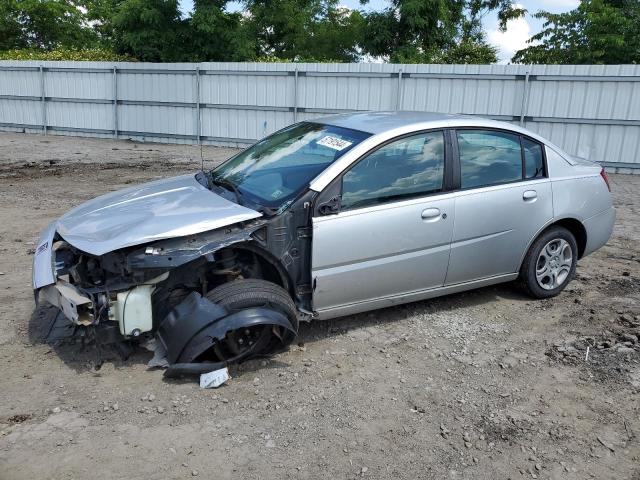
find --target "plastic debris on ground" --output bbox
[143,338,169,368]
[200,367,231,389]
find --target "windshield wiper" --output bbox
[211,176,244,205]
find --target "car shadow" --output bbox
[27,281,530,375]
[295,281,529,346]
[28,304,153,374]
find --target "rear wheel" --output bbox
[520,226,578,299]
[204,279,298,363]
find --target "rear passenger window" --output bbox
[523,137,544,179]
[457,130,522,189]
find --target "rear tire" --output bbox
[520,226,578,299]
[204,279,298,363]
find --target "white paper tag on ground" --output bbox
[316,136,352,151]
[200,367,230,389]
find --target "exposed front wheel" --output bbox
[204,279,299,363]
[520,226,578,299]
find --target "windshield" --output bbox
[210,122,370,210]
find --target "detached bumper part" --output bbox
[40,281,94,325]
[157,292,297,377]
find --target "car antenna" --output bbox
[200,141,205,173]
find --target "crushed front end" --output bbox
[32,220,300,373]
[35,230,170,339]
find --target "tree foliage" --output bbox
[0,0,543,64]
[360,0,522,63]
[0,0,97,50]
[110,0,186,61]
[513,0,640,64]
[243,0,364,62]
[188,0,253,61]
[0,47,133,60]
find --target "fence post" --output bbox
[519,71,530,126]
[293,67,299,122]
[396,68,404,111]
[195,66,201,145]
[39,65,46,135]
[113,67,118,138]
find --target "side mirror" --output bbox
[318,195,341,215]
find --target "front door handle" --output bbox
[523,190,537,202]
[421,208,441,221]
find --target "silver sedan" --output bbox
[33,112,615,374]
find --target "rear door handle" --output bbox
[421,208,441,221]
[523,190,537,202]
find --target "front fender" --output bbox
[157,292,297,364]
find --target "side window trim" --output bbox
[314,128,454,216]
[519,135,527,180]
[448,128,461,190]
[443,129,457,191]
[522,135,548,180]
[450,127,548,192]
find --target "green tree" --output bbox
[110,0,187,61]
[85,0,121,43]
[302,4,365,61]
[513,0,640,64]
[0,0,97,50]
[360,0,522,63]
[188,0,254,61]
[243,0,365,61]
[434,39,498,64]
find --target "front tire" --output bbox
[520,226,578,299]
[204,279,298,363]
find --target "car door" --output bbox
[311,130,455,315]
[445,129,553,285]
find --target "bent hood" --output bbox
[55,174,262,256]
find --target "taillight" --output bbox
[600,168,611,192]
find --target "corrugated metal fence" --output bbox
[1,62,639,171]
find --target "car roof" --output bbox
[312,110,565,152]
[314,111,466,134]
[313,110,536,137]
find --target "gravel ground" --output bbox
[0,132,639,480]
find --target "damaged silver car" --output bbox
[33,112,615,375]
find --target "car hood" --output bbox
[54,174,262,256]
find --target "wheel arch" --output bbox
[223,242,294,296]
[519,216,587,272]
[552,218,587,259]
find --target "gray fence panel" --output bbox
[0,68,41,96]
[45,69,112,100]
[2,98,42,125]
[0,61,639,170]
[47,100,112,130]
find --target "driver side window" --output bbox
[341,131,445,211]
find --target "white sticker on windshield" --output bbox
[316,136,353,151]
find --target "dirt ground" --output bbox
[0,132,639,480]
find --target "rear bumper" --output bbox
[583,206,616,257]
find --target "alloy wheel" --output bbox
[535,238,573,290]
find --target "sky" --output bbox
[178,0,580,63]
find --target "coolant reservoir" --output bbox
[113,285,155,336]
